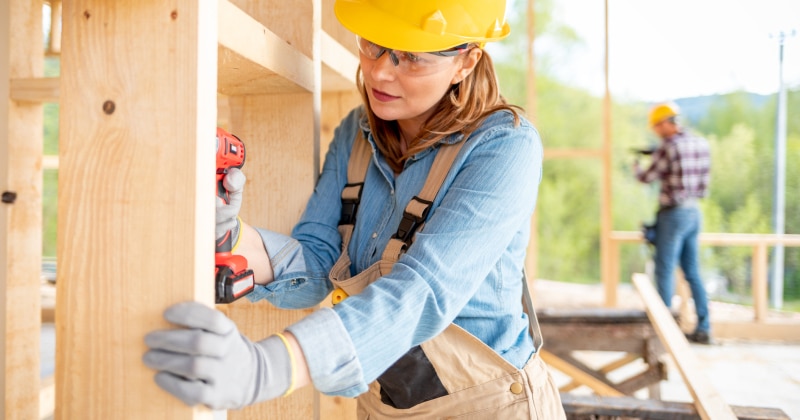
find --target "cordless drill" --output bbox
[215,127,255,303]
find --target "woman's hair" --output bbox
[357,49,523,173]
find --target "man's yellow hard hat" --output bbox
[648,102,680,127]
[334,0,511,52]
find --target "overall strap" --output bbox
[380,141,465,272]
[521,268,544,352]
[339,129,371,228]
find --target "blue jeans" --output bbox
[655,205,710,333]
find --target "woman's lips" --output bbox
[372,88,399,102]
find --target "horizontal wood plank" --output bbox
[561,394,790,420]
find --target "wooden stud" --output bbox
[633,273,737,420]
[524,0,538,280]
[56,1,218,418]
[47,0,62,55]
[1,1,44,418]
[752,244,768,322]
[605,238,619,307]
[218,0,314,95]
[599,0,613,312]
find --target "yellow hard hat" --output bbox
[334,0,511,52]
[648,102,680,127]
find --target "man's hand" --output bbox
[143,302,293,410]
[216,168,246,241]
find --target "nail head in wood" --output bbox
[2,191,17,204]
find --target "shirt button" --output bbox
[371,232,378,239]
[509,382,523,394]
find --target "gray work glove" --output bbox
[143,302,293,410]
[216,168,246,241]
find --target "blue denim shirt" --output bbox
[248,106,542,397]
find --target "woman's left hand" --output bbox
[143,302,293,409]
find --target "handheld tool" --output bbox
[215,127,255,303]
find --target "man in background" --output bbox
[634,102,713,344]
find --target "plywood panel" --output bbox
[56,1,218,418]
[1,1,44,418]
[320,90,361,164]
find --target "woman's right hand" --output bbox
[216,167,246,241]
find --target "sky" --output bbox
[524,0,800,103]
[41,2,798,104]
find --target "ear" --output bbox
[451,48,483,85]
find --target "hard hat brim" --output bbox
[334,0,510,52]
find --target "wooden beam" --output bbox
[599,0,613,316]
[46,0,62,55]
[552,351,625,393]
[217,0,313,95]
[543,148,603,159]
[712,321,800,342]
[56,1,218,418]
[561,394,791,420]
[611,230,800,246]
[632,273,737,420]
[9,77,59,103]
[615,365,665,395]
[524,0,538,280]
[1,1,44,418]
[42,155,58,170]
[540,350,624,397]
[605,236,619,307]
[321,32,357,92]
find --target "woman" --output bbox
[144,0,565,417]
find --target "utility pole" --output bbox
[770,29,795,309]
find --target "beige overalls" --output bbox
[329,132,565,419]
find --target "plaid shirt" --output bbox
[636,130,711,208]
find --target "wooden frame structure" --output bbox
[3,0,362,418]
[3,0,799,418]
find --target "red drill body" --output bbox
[215,127,255,303]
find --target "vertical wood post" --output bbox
[524,0,538,280]
[1,1,44,418]
[605,239,619,307]
[47,0,62,55]
[752,244,768,322]
[600,0,614,306]
[56,1,217,418]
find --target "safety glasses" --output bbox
[356,36,470,76]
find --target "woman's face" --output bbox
[359,44,480,135]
